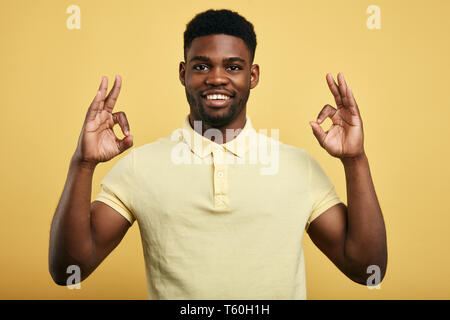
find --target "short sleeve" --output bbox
[305,153,342,231]
[94,149,136,225]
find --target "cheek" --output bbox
[185,82,198,97]
[234,75,251,92]
[185,71,204,84]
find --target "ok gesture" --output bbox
[73,75,133,167]
[310,73,364,160]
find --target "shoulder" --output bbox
[276,140,327,171]
[273,139,311,165]
[133,133,179,156]
[250,129,309,157]
[252,131,312,175]
[279,141,308,157]
[130,131,187,170]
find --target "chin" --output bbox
[199,106,237,127]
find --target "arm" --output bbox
[49,75,134,285]
[307,73,387,285]
[307,154,387,284]
[49,159,131,285]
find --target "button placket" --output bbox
[212,146,229,210]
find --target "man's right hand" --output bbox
[73,75,133,167]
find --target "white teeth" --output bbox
[206,94,230,100]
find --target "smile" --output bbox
[202,94,233,108]
[205,94,230,100]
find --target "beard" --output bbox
[185,88,250,128]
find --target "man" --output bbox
[49,9,387,299]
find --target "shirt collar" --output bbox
[181,115,255,159]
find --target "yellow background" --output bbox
[1,0,449,299]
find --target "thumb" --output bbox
[117,135,134,154]
[309,121,326,147]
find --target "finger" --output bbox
[346,86,361,117]
[104,75,122,113]
[337,73,348,106]
[86,77,108,121]
[97,76,108,111]
[112,111,131,136]
[309,121,327,148]
[116,135,134,154]
[317,104,337,124]
[326,73,344,108]
[86,90,103,121]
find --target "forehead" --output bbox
[186,34,250,62]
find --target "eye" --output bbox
[193,64,209,71]
[227,65,242,71]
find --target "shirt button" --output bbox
[217,171,224,178]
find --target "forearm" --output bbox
[341,153,387,280]
[49,155,97,284]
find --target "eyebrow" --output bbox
[189,56,246,64]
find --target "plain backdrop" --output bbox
[1,0,449,299]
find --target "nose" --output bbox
[205,67,229,86]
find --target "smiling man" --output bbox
[49,9,387,299]
[180,10,259,142]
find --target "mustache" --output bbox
[200,89,236,97]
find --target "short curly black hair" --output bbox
[183,9,257,63]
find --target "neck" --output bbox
[188,109,247,144]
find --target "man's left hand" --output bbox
[310,73,365,160]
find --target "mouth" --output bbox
[201,93,234,108]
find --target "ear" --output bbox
[250,64,260,89]
[179,61,186,86]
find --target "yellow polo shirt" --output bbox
[94,115,342,299]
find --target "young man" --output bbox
[49,9,387,299]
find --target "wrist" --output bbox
[340,152,367,168]
[70,155,98,171]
